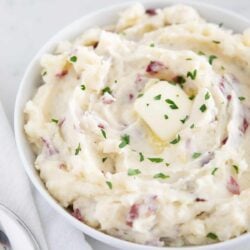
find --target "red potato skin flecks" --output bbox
[71,208,84,221]
[145,9,157,16]
[241,118,249,133]
[146,61,165,74]
[126,204,140,227]
[55,69,68,78]
[227,176,240,195]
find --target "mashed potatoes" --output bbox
[24,4,250,247]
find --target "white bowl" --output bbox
[14,1,250,249]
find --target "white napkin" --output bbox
[0,102,92,250]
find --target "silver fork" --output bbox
[0,224,11,250]
[0,204,40,250]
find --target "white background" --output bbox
[0,0,250,249]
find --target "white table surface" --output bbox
[1,0,250,249]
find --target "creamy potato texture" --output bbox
[24,4,250,247]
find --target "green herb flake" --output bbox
[180,115,189,124]
[102,157,108,163]
[165,99,179,109]
[119,134,130,148]
[154,94,161,100]
[42,71,47,76]
[101,86,112,95]
[190,124,195,129]
[139,152,144,162]
[51,118,59,124]
[192,152,202,159]
[114,80,118,83]
[219,22,223,27]
[200,104,207,112]
[153,173,169,179]
[187,69,197,80]
[148,158,164,163]
[232,165,239,174]
[206,232,218,240]
[128,168,141,176]
[211,167,218,175]
[208,55,217,65]
[101,129,107,139]
[170,134,181,144]
[205,92,210,100]
[106,181,113,189]
[150,43,155,47]
[189,95,195,100]
[165,162,170,167]
[81,85,86,91]
[186,58,192,61]
[164,114,169,120]
[238,96,245,101]
[75,143,81,155]
[221,66,225,70]
[70,55,77,63]
[198,51,205,56]
[174,75,186,86]
[212,40,221,44]
[138,93,144,98]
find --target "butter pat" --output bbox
[134,81,192,141]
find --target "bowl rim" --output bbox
[14,1,250,249]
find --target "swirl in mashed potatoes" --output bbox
[24,4,250,247]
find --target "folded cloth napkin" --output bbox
[0,102,92,250]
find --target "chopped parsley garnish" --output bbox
[114,80,118,83]
[198,51,205,55]
[164,114,169,120]
[238,96,245,101]
[128,168,141,176]
[190,124,195,129]
[189,95,195,100]
[206,232,218,240]
[174,75,186,86]
[101,129,107,139]
[70,56,77,63]
[81,85,86,91]
[221,66,225,70]
[219,22,223,27]
[150,43,155,47]
[102,157,107,163]
[42,71,47,76]
[212,40,221,44]
[192,152,202,159]
[170,134,181,144]
[165,162,170,167]
[101,86,112,95]
[180,115,189,124]
[146,103,150,107]
[186,58,192,61]
[139,152,144,162]
[187,69,197,80]
[137,93,144,98]
[205,92,210,100]
[119,134,130,148]
[148,158,164,163]
[154,94,161,100]
[153,173,169,179]
[232,165,239,174]
[211,167,218,175]
[75,143,81,155]
[200,104,207,112]
[165,99,179,109]
[208,55,217,65]
[51,118,59,124]
[106,181,113,189]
